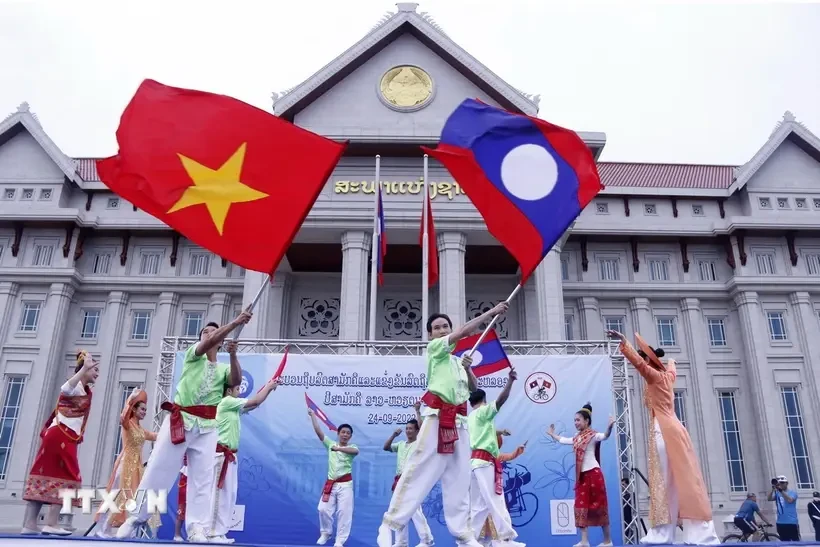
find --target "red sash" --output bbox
[572,428,601,483]
[41,387,93,443]
[421,391,467,454]
[391,474,401,492]
[216,443,237,489]
[161,401,217,444]
[471,449,503,495]
[321,473,352,502]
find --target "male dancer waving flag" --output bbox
[378,304,508,547]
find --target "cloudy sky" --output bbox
[2,0,819,164]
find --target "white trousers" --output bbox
[383,416,473,545]
[132,416,218,536]
[208,453,238,537]
[96,464,122,538]
[470,464,517,541]
[641,420,719,545]
[318,483,354,546]
[394,506,434,547]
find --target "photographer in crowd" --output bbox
[768,475,799,541]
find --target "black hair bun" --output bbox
[583,403,592,412]
[654,347,666,358]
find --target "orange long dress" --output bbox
[619,340,712,524]
[478,434,526,540]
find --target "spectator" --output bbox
[733,492,770,540]
[808,491,820,542]
[768,476,799,541]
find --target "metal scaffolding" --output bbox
[154,337,638,543]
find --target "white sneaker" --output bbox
[209,536,234,544]
[42,526,71,536]
[116,517,140,539]
[20,528,40,535]
[378,524,393,547]
[188,531,209,543]
[317,533,332,545]
[174,536,185,542]
[572,542,590,547]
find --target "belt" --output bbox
[472,449,503,495]
[216,443,238,489]
[322,473,352,502]
[161,402,217,445]
[421,391,467,454]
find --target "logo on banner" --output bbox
[524,372,556,404]
[58,488,168,515]
[239,370,254,396]
[550,499,576,534]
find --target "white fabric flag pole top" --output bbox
[421,154,430,342]
[368,155,381,341]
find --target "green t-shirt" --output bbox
[322,437,357,480]
[174,345,231,430]
[216,396,247,451]
[423,337,469,427]
[390,440,418,475]
[468,401,499,469]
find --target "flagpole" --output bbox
[368,155,381,341]
[421,155,430,342]
[231,274,271,340]
[466,283,522,357]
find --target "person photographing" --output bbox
[768,475,799,541]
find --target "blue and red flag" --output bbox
[375,184,387,286]
[453,329,511,377]
[305,393,337,431]
[423,99,603,284]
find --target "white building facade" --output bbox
[1,2,819,537]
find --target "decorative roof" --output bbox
[73,157,735,190]
[0,102,80,183]
[271,3,540,118]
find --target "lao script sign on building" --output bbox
[58,488,168,515]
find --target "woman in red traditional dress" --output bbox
[21,350,99,535]
[548,404,615,547]
[477,429,527,544]
[94,388,159,537]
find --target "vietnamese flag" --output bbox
[97,79,346,274]
[419,192,438,285]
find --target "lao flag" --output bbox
[375,184,387,286]
[423,99,603,284]
[453,329,511,377]
[305,393,337,431]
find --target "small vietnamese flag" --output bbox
[97,79,347,274]
[257,347,289,394]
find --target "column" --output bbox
[84,291,129,484]
[533,243,565,340]
[627,297,653,491]
[437,232,466,327]
[733,291,782,477]
[339,231,371,340]
[267,275,292,339]
[787,292,820,464]
[0,282,20,346]
[679,298,721,493]
[578,297,601,340]
[629,297,654,341]
[208,293,231,326]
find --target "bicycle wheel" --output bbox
[761,532,779,541]
[720,534,745,543]
[511,492,539,527]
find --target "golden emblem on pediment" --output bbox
[379,66,434,110]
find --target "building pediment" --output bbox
[271,3,540,121]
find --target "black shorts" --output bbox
[734,517,756,535]
[776,523,800,541]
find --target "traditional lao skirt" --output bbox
[23,424,83,505]
[575,467,609,527]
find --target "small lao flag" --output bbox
[375,184,387,286]
[423,99,603,284]
[305,393,337,431]
[453,329,511,378]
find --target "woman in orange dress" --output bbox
[607,330,719,545]
[21,351,99,535]
[477,430,527,544]
[94,388,160,537]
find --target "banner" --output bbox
[157,352,621,546]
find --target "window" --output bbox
[644,203,657,215]
[2,189,14,200]
[131,311,152,340]
[21,189,33,200]
[806,253,820,276]
[766,311,787,341]
[31,243,54,267]
[755,252,776,275]
[107,198,120,209]
[189,252,211,276]
[795,198,807,210]
[80,310,101,339]
[0,377,26,480]
[92,252,112,275]
[673,391,687,428]
[561,258,569,281]
[758,197,772,209]
[139,252,162,275]
[599,258,619,281]
[19,302,41,332]
[564,315,574,340]
[656,317,677,346]
[182,311,204,337]
[692,204,704,216]
[718,391,747,492]
[595,202,609,214]
[780,386,814,489]
[38,189,52,200]
[698,260,717,281]
[777,197,789,209]
[649,259,670,281]
[113,383,139,465]
[604,316,624,334]
[707,318,727,347]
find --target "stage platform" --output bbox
[1,536,819,547]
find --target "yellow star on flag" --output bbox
[168,143,268,235]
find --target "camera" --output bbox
[771,478,778,486]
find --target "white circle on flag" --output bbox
[469,350,484,367]
[500,144,558,201]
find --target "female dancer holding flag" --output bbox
[548,404,614,547]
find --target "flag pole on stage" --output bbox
[421,155,430,342]
[231,273,272,340]
[368,155,382,341]
[466,284,521,357]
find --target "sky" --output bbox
[2,0,819,165]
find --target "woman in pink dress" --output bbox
[607,330,719,545]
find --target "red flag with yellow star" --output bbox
[96,79,347,274]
